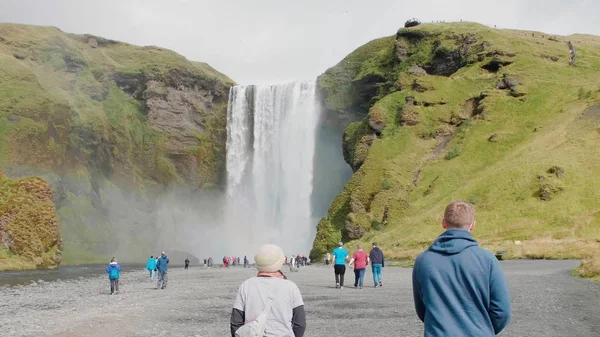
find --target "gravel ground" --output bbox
[0,260,599,337]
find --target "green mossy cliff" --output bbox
[311,23,600,262]
[0,23,234,266]
[0,172,61,270]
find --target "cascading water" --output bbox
[225,81,318,255]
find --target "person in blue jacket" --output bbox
[412,201,511,336]
[146,255,156,281]
[106,257,121,295]
[156,251,169,289]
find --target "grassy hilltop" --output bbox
[310,22,600,278]
[0,23,234,267]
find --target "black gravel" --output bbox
[0,260,598,336]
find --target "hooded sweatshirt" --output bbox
[369,246,385,266]
[156,254,169,272]
[412,229,511,337]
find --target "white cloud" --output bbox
[0,0,598,84]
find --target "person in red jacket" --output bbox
[349,244,369,289]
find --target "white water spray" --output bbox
[225,81,318,256]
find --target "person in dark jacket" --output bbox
[369,242,385,287]
[106,257,121,295]
[412,201,511,336]
[184,258,190,269]
[156,251,169,289]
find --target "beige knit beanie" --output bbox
[254,244,285,272]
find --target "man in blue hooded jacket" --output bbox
[156,251,169,289]
[412,201,511,336]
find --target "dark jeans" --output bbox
[353,268,366,288]
[110,279,119,294]
[334,264,346,286]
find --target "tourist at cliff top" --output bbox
[369,242,385,288]
[156,251,169,289]
[349,244,369,289]
[331,242,348,289]
[146,255,156,281]
[230,244,306,337]
[106,257,121,295]
[412,201,511,336]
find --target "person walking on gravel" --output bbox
[146,255,156,281]
[106,257,121,295]
[369,242,385,287]
[156,251,169,289]
[184,258,190,270]
[331,242,348,289]
[230,244,306,337]
[349,244,369,289]
[412,201,511,336]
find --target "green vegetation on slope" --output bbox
[311,23,600,272]
[0,173,62,270]
[0,23,234,266]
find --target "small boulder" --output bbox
[488,134,500,142]
[88,38,98,48]
[407,65,427,76]
[547,166,565,179]
[7,115,20,122]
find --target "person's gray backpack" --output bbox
[235,293,276,337]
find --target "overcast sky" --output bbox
[1,0,598,84]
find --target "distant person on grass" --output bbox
[106,257,121,295]
[369,242,385,287]
[230,244,306,337]
[156,251,169,289]
[146,255,156,281]
[349,244,369,289]
[412,201,511,336]
[331,242,348,289]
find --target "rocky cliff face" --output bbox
[311,23,600,262]
[0,23,234,266]
[0,173,62,270]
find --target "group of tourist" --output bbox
[230,200,511,337]
[330,241,385,289]
[104,200,511,337]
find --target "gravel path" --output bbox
[0,260,599,337]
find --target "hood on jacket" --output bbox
[428,229,478,255]
[109,262,119,266]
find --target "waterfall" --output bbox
[225,81,318,255]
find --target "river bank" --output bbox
[1,260,599,337]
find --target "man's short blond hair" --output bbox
[444,201,475,229]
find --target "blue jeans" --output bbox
[372,264,383,286]
[353,268,366,287]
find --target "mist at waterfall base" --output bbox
[153,81,351,261]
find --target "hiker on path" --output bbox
[349,244,369,289]
[325,252,331,265]
[204,259,207,268]
[208,257,213,268]
[369,242,385,287]
[331,242,348,289]
[244,255,248,268]
[230,244,306,337]
[156,251,169,289]
[184,258,190,269]
[146,255,156,281]
[412,200,511,336]
[106,257,121,295]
